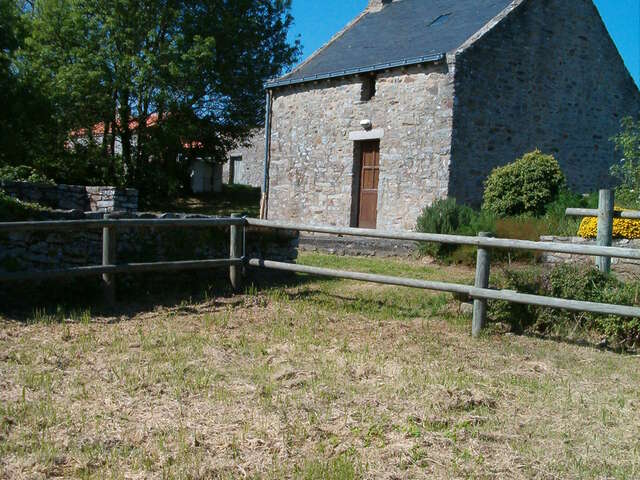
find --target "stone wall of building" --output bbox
[540,235,640,276]
[268,62,455,231]
[0,211,298,277]
[1,182,138,212]
[449,0,640,206]
[224,130,265,189]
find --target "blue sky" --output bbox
[287,0,640,87]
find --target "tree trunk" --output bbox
[119,91,133,184]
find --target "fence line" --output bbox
[565,189,640,273]
[566,208,640,220]
[1,210,640,337]
[0,217,245,232]
[247,258,640,318]
[245,218,640,260]
[0,259,242,282]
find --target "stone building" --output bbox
[223,130,264,188]
[261,0,640,231]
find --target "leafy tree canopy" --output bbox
[3,0,299,199]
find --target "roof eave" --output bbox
[264,52,446,89]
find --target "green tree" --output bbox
[610,116,640,207]
[0,1,58,169]
[22,0,299,198]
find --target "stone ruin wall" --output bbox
[1,182,138,213]
[0,211,298,279]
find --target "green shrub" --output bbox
[489,265,640,348]
[0,165,54,184]
[0,189,48,221]
[416,198,495,258]
[483,150,565,217]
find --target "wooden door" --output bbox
[358,141,380,229]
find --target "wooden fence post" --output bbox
[472,232,492,338]
[596,189,614,273]
[102,214,117,306]
[230,213,243,291]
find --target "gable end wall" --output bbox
[449,0,640,206]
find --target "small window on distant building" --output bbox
[429,13,451,27]
[361,76,376,102]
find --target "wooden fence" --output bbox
[565,189,640,273]
[1,211,640,337]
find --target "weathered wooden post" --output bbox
[472,232,492,338]
[230,213,243,291]
[596,189,614,273]
[102,213,117,306]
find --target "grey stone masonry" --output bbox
[224,129,265,188]
[268,62,454,231]
[1,182,138,212]
[263,0,640,231]
[0,211,298,277]
[449,0,640,206]
[540,236,640,277]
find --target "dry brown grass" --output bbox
[1,255,639,479]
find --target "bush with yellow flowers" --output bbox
[578,207,640,239]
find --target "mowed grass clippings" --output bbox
[0,254,638,479]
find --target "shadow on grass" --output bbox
[144,184,261,217]
[0,266,318,324]
[273,286,451,321]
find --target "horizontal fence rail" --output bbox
[0,259,242,282]
[566,208,640,220]
[0,217,246,304]
[245,218,640,260]
[0,217,245,232]
[248,259,640,318]
[2,212,639,338]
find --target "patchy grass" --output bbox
[1,254,639,479]
[147,184,260,217]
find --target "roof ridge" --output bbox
[280,7,371,81]
[455,0,526,53]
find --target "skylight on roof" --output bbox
[429,13,451,27]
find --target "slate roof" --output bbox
[268,0,512,87]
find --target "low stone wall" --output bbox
[1,182,138,212]
[86,187,138,212]
[298,233,419,258]
[0,211,298,278]
[540,236,640,275]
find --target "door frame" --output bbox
[350,140,380,228]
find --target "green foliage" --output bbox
[416,190,597,264]
[0,190,48,221]
[0,165,54,184]
[610,116,640,208]
[0,1,60,168]
[483,150,566,217]
[16,0,300,198]
[490,265,640,348]
[541,190,597,237]
[416,198,495,258]
[2,0,299,197]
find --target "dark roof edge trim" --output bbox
[264,53,446,89]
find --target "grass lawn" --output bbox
[1,254,639,479]
[147,184,261,217]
